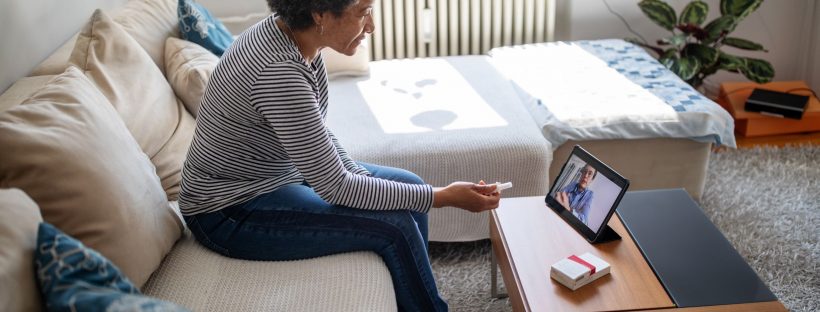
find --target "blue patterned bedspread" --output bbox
[489,39,736,148]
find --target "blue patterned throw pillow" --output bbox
[178,0,234,56]
[35,223,189,312]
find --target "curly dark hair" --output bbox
[267,0,357,30]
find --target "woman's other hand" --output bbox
[432,182,500,212]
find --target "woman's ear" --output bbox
[311,11,325,27]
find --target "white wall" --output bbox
[810,2,820,92]
[557,0,818,95]
[0,0,127,93]
[197,0,269,19]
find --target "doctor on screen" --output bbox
[556,164,597,225]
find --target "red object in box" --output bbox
[718,81,820,137]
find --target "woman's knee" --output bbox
[400,170,425,185]
[386,167,425,185]
[359,162,425,185]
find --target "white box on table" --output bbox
[550,252,610,291]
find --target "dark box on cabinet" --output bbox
[744,88,809,119]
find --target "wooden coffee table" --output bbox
[489,195,787,312]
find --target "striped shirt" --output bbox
[178,15,433,216]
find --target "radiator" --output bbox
[369,0,556,60]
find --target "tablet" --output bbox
[545,145,630,243]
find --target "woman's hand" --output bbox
[432,181,500,213]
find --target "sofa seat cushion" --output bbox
[142,231,397,312]
[0,67,182,288]
[70,9,195,200]
[0,189,43,312]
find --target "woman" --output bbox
[178,0,501,311]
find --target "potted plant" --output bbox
[628,0,774,89]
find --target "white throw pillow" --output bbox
[219,11,271,35]
[322,41,370,79]
[164,37,219,117]
[0,67,182,288]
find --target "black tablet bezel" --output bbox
[545,145,630,243]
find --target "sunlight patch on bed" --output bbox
[356,59,507,134]
[491,43,679,128]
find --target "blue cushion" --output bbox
[34,222,189,312]
[178,0,234,56]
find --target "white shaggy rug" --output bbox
[429,145,819,312]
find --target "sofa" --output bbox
[0,0,397,311]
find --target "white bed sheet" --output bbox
[489,40,736,149]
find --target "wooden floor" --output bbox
[735,131,820,148]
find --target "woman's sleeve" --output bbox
[250,62,432,212]
[327,128,370,176]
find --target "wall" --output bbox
[557,0,818,95]
[0,0,127,93]
[810,2,820,92]
[197,0,269,19]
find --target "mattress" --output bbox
[489,39,737,149]
[551,138,711,201]
[326,56,552,242]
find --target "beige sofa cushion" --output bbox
[70,9,194,200]
[0,189,43,312]
[113,0,179,73]
[164,37,219,117]
[143,230,397,312]
[0,76,55,113]
[0,67,182,287]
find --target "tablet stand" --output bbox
[592,225,621,244]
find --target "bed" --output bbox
[326,56,553,242]
[327,39,735,242]
[489,39,736,201]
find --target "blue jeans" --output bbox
[184,162,448,312]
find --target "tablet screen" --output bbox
[547,146,629,237]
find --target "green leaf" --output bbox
[720,0,763,21]
[741,57,775,83]
[723,37,768,51]
[676,24,708,40]
[666,55,701,81]
[659,34,688,47]
[684,44,719,67]
[639,0,677,31]
[680,1,709,26]
[718,52,746,72]
[658,48,679,67]
[703,15,737,43]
